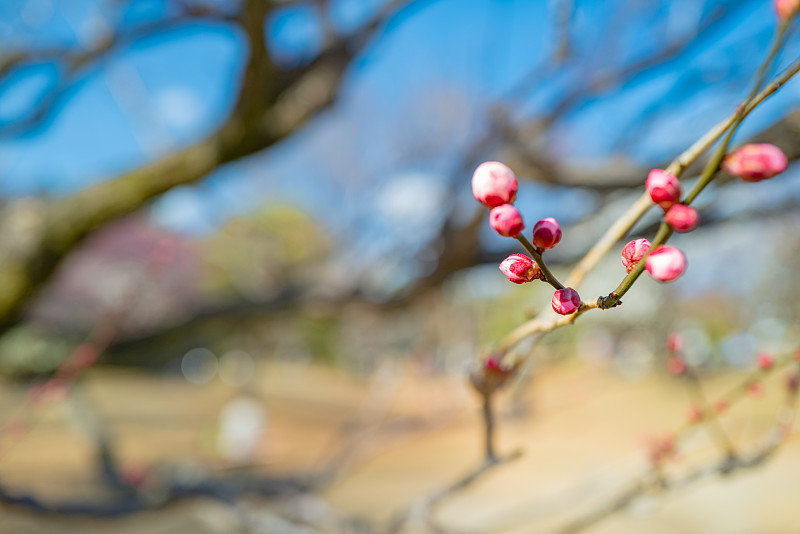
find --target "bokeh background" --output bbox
[1,0,800,533]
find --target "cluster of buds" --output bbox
[472,162,581,316]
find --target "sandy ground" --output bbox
[0,359,797,534]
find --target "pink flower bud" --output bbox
[645,246,686,282]
[646,169,681,210]
[714,399,729,415]
[775,0,800,21]
[757,353,774,370]
[531,217,562,250]
[666,356,686,376]
[687,404,704,424]
[551,287,581,315]
[489,204,525,237]
[748,381,765,399]
[499,253,541,284]
[471,161,518,208]
[664,204,699,233]
[484,356,511,377]
[621,238,651,273]
[722,143,788,182]
[666,332,684,353]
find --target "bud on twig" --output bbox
[621,238,650,273]
[721,143,788,182]
[499,254,542,284]
[490,204,525,237]
[646,169,681,211]
[532,217,562,250]
[645,246,687,282]
[664,204,699,233]
[552,287,581,315]
[472,161,518,208]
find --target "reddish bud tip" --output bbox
[775,0,800,21]
[722,143,788,182]
[748,381,765,399]
[666,355,686,376]
[664,204,699,233]
[532,217,562,250]
[646,433,676,466]
[552,287,581,315]
[646,169,681,210]
[489,204,525,237]
[757,353,774,370]
[687,404,704,424]
[484,356,511,377]
[499,253,541,284]
[666,333,684,353]
[472,161,518,208]
[621,238,651,273]
[645,246,687,282]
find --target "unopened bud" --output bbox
[757,353,774,370]
[645,246,687,282]
[489,204,525,237]
[666,333,684,353]
[687,404,704,424]
[666,356,686,376]
[621,238,650,273]
[748,381,765,399]
[775,0,800,21]
[646,169,681,210]
[531,217,562,250]
[722,143,788,182]
[551,287,581,315]
[472,161,518,208]
[499,253,541,284]
[664,204,699,233]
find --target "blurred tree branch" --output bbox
[0,0,417,331]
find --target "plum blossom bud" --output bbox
[775,0,800,21]
[757,353,774,370]
[621,238,650,273]
[748,381,765,399]
[664,204,699,233]
[645,246,687,282]
[646,433,676,466]
[646,169,681,210]
[532,217,562,250]
[552,287,581,315]
[687,404,704,424]
[471,161,518,208]
[666,332,684,353]
[714,399,729,415]
[666,356,686,376]
[499,253,541,284]
[489,204,524,237]
[722,143,788,182]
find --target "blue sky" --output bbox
[0,0,797,259]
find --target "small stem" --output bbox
[599,223,673,308]
[684,368,737,456]
[516,235,565,290]
[482,393,497,462]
